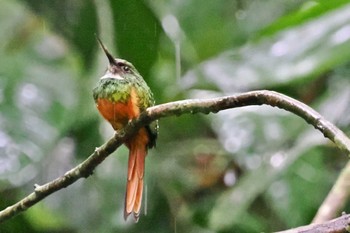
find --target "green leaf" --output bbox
[110,0,162,80]
[260,0,350,37]
[182,3,350,92]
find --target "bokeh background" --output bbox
[1,0,350,232]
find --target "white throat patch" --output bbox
[100,72,124,80]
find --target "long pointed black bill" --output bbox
[96,36,117,66]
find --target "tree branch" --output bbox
[276,213,350,233]
[1,90,350,225]
[312,160,350,223]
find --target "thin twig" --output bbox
[0,90,349,224]
[312,160,350,223]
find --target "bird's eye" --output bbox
[117,62,131,73]
[122,65,130,72]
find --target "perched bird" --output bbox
[93,38,158,221]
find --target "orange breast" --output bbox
[96,96,139,130]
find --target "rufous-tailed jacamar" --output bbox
[93,38,158,221]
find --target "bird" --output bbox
[93,38,158,221]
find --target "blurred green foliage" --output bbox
[1,0,350,232]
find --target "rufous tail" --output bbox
[124,130,148,222]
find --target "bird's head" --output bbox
[97,37,140,81]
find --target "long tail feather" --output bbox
[124,131,147,221]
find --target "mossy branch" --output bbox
[0,90,350,232]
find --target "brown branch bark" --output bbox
[0,90,350,229]
[276,213,350,233]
